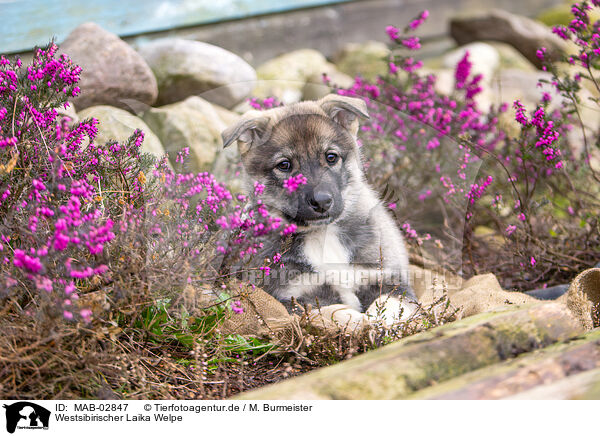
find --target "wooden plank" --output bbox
[236,303,583,400]
[0,0,352,54]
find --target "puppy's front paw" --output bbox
[310,304,368,330]
[366,296,418,326]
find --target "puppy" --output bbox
[221,95,417,326]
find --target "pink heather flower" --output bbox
[541,92,552,103]
[408,10,429,30]
[273,253,282,263]
[567,206,575,215]
[536,47,546,61]
[402,57,423,73]
[401,36,421,50]
[13,249,43,273]
[389,62,399,74]
[248,97,262,109]
[426,138,440,150]
[63,310,73,320]
[32,178,46,191]
[260,265,271,276]
[388,202,397,210]
[418,190,432,201]
[283,174,307,193]
[518,213,526,221]
[262,97,277,108]
[231,300,244,314]
[455,51,472,90]
[514,100,529,126]
[176,147,190,164]
[281,223,297,236]
[552,25,570,40]
[401,222,419,239]
[466,176,493,204]
[530,257,536,267]
[65,282,76,295]
[254,181,265,196]
[80,309,93,322]
[385,25,400,41]
[505,225,517,235]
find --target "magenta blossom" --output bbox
[283,174,308,193]
[231,300,244,314]
[408,10,429,30]
[385,26,400,41]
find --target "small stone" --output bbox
[525,284,569,300]
[60,22,158,111]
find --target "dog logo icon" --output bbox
[2,402,50,433]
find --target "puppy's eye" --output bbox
[326,152,339,165]
[276,160,292,172]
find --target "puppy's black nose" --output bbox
[308,191,333,213]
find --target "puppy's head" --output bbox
[222,95,369,228]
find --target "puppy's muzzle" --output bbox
[307,190,333,214]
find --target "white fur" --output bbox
[303,224,349,268]
[311,304,367,330]
[366,295,418,326]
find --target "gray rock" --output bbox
[254,49,331,104]
[60,23,158,112]
[525,284,569,300]
[333,41,390,81]
[138,38,256,108]
[142,96,226,172]
[78,105,165,160]
[450,9,568,69]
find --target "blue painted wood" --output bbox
[0,0,352,54]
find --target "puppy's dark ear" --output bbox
[221,116,269,154]
[319,94,369,137]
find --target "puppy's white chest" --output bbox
[302,225,349,270]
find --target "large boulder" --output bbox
[137,38,256,109]
[450,9,569,69]
[333,41,390,81]
[142,96,234,173]
[254,49,331,104]
[489,42,537,72]
[78,105,165,159]
[60,23,158,112]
